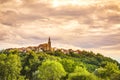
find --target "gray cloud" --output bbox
[0,0,120,61]
[0,0,11,4]
[102,44,120,50]
[0,31,8,40]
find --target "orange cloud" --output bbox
[0,0,120,62]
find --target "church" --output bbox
[38,37,52,51]
[6,37,52,52]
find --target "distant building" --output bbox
[38,37,51,51]
[5,37,81,54]
[5,37,52,52]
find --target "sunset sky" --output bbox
[0,0,120,62]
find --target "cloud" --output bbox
[0,29,8,40]
[101,44,120,50]
[0,10,19,26]
[0,0,11,4]
[0,0,120,61]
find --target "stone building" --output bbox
[5,37,52,52]
[38,37,51,51]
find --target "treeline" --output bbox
[0,49,120,80]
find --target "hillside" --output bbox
[0,49,120,80]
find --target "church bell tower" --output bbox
[48,37,51,51]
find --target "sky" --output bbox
[0,0,120,62]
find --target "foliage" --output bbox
[0,53,22,80]
[33,60,66,80]
[20,51,41,80]
[60,59,76,73]
[0,49,120,80]
[94,62,120,80]
[68,66,99,80]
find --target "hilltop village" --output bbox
[6,37,81,54]
[1,39,120,80]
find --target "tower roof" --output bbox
[48,37,51,42]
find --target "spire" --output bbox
[48,37,51,42]
[48,37,51,51]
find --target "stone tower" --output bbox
[48,37,51,51]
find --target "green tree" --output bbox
[33,60,66,80]
[0,54,23,80]
[68,66,99,80]
[21,51,40,80]
[94,62,120,80]
[61,59,76,73]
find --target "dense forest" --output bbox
[0,49,120,80]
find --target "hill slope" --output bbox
[0,49,120,80]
